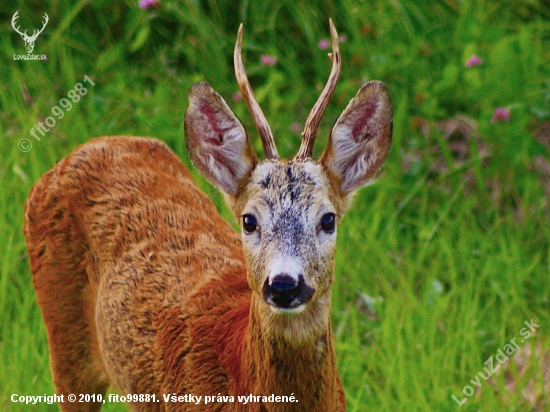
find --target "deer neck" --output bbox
[241,292,343,411]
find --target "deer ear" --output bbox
[320,81,392,193]
[185,82,258,195]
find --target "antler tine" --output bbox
[40,14,49,32]
[295,19,341,160]
[234,24,279,160]
[28,13,49,40]
[11,11,25,36]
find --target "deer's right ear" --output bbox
[185,82,258,195]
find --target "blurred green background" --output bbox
[1,0,549,410]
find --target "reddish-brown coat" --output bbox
[24,136,345,411]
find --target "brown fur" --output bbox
[25,51,391,409]
[24,136,346,411]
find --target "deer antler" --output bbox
[11,11,27,37]
[295,19,341,160]
[28,13,49,41]
[234,24,279,160]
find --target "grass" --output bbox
[1,0,549,410]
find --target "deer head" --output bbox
[12,11,49,54]
[185,20,392,340]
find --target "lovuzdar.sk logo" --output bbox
[12,10,48,61]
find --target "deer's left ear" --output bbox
[320,81,392,193]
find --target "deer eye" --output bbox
[320,213,336,233]
[242,214,257,233]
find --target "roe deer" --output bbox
[24,20,392,411]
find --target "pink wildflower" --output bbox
[260,55,277,66]
[290,123,302,132]
[233,92,242,102]
[465,54,483,67]
[138,0,159,9]
[318,39,330,49]
[339,35,347,42]
[490,107,510,123]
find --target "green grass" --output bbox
[1,0,549,410]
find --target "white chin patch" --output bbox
[269,304,306,315]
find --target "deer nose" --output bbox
[270,274,298,292]
[262,274,314,311]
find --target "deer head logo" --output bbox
[12,11,49,54]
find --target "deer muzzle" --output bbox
[262,274,315,312]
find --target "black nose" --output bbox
[270,275,298,292]
[262,274,315,309]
